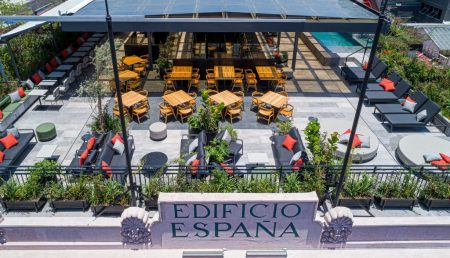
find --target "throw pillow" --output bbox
[38,70,46,80]
[358,135,371,148]
[440,153,450,163]
[55,56,62,65]
[289,151,303,165]
[222,130,232,143]
[25,79,35,89]
[220,163,234,175]
[86,137,96,151]
[84,149,98,166]
[31,72,42,84]
[50,58,59,68]
[185,154,197,166]
[8,91,21,103]
[190,159,200,174]
[416,110,428,122]
[401,96,416,105]
[111,133,124,144]
[402,99,417,113]
[0,111,2,120]
[79,149,89,166]
[0,150,4,163]
[113,139,125,155]
[45,63,54,73]
[17,87,26,98]
[292,158,304,172]
[282,135,297,151]
[431,159,449,170]
[6,127,19,138]
[0,134,18,149]
[188,138,198,153]
[423,153,442,163]
[339,133,351,144]
[102,160,113,178]
[379,79,395,91]
[352,135,362,148]
[362,62,368,71]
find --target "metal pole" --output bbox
[103,0,136,206]
[276,32,281,49]
[291,32,299,71]
[6,40,21,81]
[147,32,153,70]
[333,0,389,207]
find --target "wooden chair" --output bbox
[274,74,287,92]
[159,101,175,123]
[226,104,242,123]
[278,91,288,97]
[126,79,142,92]
[192,68,200,75]
[257,104,274,125]
[206,74,218,91]
[234,68,244,75]
[177,104,193,123]
[250,91,264,110]
[188,92,197,111]
[279,104,294,120]
[164,74,176,92]
[233,91,244,108]
[232,73,244,92]
[165,68,173,74]
[188,74,200,92]
[276,68,284,78]
[133,63,147,76]
[246,76,258,92]
[206,68,214,74]
[132,103,149,124]
[113,103,129,118]
[244,69,256,78]
[137,90,148,97]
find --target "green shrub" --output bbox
[45,176,91,201]
[89,176,130,206]
[420,177,450,200]
[375,173,418,199]
[342,174,375,198]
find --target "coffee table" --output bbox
[28,89,48,107]
[247,152,270,164]
[36,144,58,160]
[37,80,57,88]
[63,57,81,64]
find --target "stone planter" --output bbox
[420,198,450,211]
[338,197,373,209]
[206,131,218,143]
[1,197,47,212]
[375,197,417,210]
[144,197,158,210]
[91,205,127,216]
[49,200,90,212]
[188,127,201,135]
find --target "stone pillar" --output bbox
[291,32,299,71]
[320,207,354,247]
[120,207,152,249]
[0,213,6,244]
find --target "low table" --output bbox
[55,64,73,71]
[72,51,88,57]
[77,46,92,52]
[149,122,167,141]
[247,152,270,165]
[47,71,66,80]
[37,80,57,88]
[82,42,96,47]
[141,152,168,174]
[27,89,48,107]
[63,57,81,64]
[36,144,58,160]
[397,134,450,167]
[36,122,57,142]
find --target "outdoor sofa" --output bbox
[374,91,429,119]
[0,90,38,132]
[0,129,37,169]
[180,130,207,177]
[341,56,387,84]
[271,127,308,167]
[364,80,411,105]
[356,72,403,93]
[382,100,441,131]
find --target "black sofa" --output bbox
[180,130,207,176]
[0,129,37,168]
[272,127,307,167]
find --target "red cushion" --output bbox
[440,153,450,163]
[431,159,449,170]
[76,37,84,46]
[102,160,113,178]
[292,158,304,172]
[401,96,416,106]
[79,149,89,166]
[190,159,200,174]
[379,79,395,92]
[362,62,368,71]
[61,49,69,58]
[50,58,59,68]
[31,72,42,84]
[220,163,234,175]
[45,63,54,73]
[0,111,3,120]
[111,133,124,144]
[82,32,90,40]
[352,135,362,148]
[18,87,25,98]
[282,135,297,151]
[0,134,18,150]
[87,137,96,151]
[0,151,4,163]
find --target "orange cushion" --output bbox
[76,37,84,46]
[431,159,449,170]
[401,96,416,105]
[380,79,395,92]
[362,62,368,71]
[282,135,297,151]
[79,149,89,166]
[111,133,124,144]
[292,158,304,172]
[0,151,4,163]
[102,160,113,178]
[45,63,54,73]
[31,72,42,84]
[86,137,96,151]
[190,159,200,174]
[220,163,234,175]
[352,135,362,148]
[440,153,450,163]
[0,134,18,150]
[18,87,25,98]
[0,111,3,120]
[50,58,59,68]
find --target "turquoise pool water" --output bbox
[311,32,361,47]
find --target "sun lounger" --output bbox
[341,56,386,84]
[383,100,441,131]
[364,80,411,105]
[374,91,428,119]
[356,72,403,93]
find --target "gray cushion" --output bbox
[186,154,197,165]
[402,100,416,113]
[188,138,198,153]
[423,153,441,163]
[339,133,350,144]
[359,135,371,148]
[228,141,242,156]
[113,140,125,155]
[25,79,35,89]
[8,91,20,103]
[416,110,428,122]
[100,143,115,164]
[85,150,98,166]
[6,127,19,138]
[289,151,302,165]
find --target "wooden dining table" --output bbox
[118,91,148,108]
[258,91,288,109]
[209,90,241,107]
[119,70,140,83]
[214,66,235,80]
[255,66,279,81]
[122,55,146,66]
[170,66,193,80]
[162,90,194,107]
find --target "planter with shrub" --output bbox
[46,176,91,212]
[419,176,450,210]
[374,173,418,210]
[89,176,130,216]
[339,174,374,209]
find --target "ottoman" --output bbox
[36,122,57,142]
[149,122,167,141]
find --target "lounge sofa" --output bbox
[0,129,37,168]
[0,91,38,132]
[271,127,307,167]
[180,130,207,177]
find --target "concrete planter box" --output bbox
[144,197,158,210]
[338,197,373,209]
[1,197,46,212]
[49,200,90,212]
[91,205,126,216]
[420,198,450,211]
[375,197,417,210]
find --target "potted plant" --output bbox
[338,173,374,209]
[89,176,130,216]
[46,176,91,212]
[419,176,450,210]
[205,139,230,163]
[188,115,201,135]
[190,90,224,142]
[0,179,46,212]
[276,119,293,135]
[374,173,418,210]
[143,170,167,210]
[155,56,171,79]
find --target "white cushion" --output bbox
[289,151,303,165]
[8,91,21,103]
[6,127,20,138]
[402,100,417,113]
[25,79,35,89]
[359,135,371,148]
[222,130,231,143]
[423,153,442,163]
[113,140,125,155]
[339,133,350,144]
[188,138,198,153]
[416,110,428,122]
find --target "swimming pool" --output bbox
[311,32,361,47]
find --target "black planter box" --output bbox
[375,197,417,210]
[91,205,126,216]
[188,127,201,135]
[1,197,47,212]
[144,198,158,210]
[338,197,373,209]
[50,200,90,212]
[420,198,450,211]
